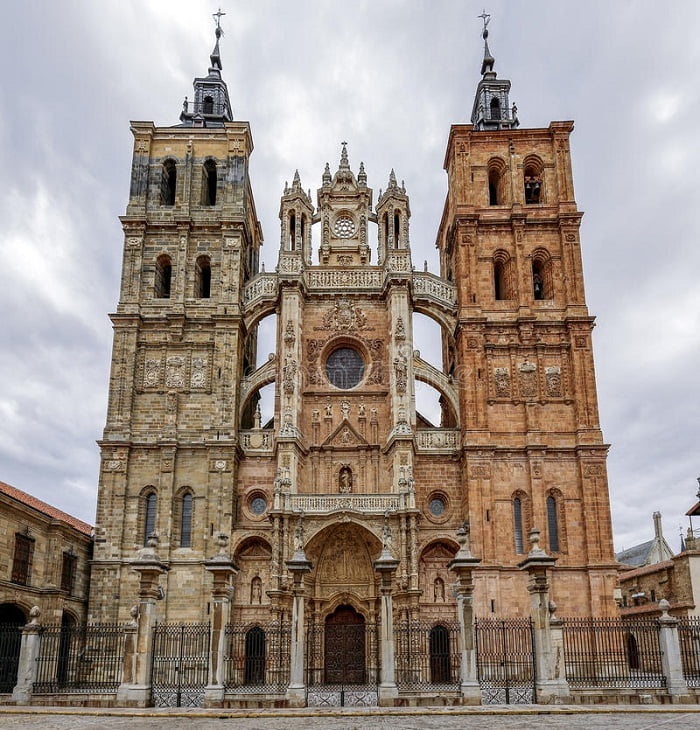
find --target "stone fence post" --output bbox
[374,529,399,706]
[116,535,168,706]
[447,523,482,705]
[518,527,569,703]
[285,524,312,708]
[11,606,42,705]
[204,533,238,707]
[657,599,689,698]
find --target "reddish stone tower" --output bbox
[435,22,618,616]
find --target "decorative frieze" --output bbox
[287,494,400,514]
[306,269,383,290]
[415,429,459,451]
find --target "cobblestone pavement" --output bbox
[0,707,699,730]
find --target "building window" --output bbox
[487,158,507,206]
[60,552,78,593]
[201,160,217,206]
[11,534,34,585]
[203,95,214,115]
[490,97,501,120]
[513,498,524,554]
[144,492,157,545]
[547,495,560,553]
[180,493,193,548]
[523,158,544,204]
[155,255,172,298]
[493,252,513,300]
[195,255,211,298]
[531,252,553,301]
[160,159,177,206]
[325,347,365,389]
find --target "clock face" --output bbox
[333,215,355,238]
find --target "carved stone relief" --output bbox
[518,361,537,398]
[165,356,186,388]
[545,366,562,397]
[191,357,207,389]
[494,367,510,397]
[144,358,161,388]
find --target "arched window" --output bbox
[301,214,306,248]
[394,212,400,247]
[384,212,389,246]
[143,492,157,545]
[180,492,193,548]
[513,497,524,554]
[201,160,217,206]
[490,97,501,120]
[154,255,172,298]
[523,156,544,204]
[493,252,513,300]
[429,625,451,683]
[160,159,176,206]
[531,252,553,300]
[195,255,211,298]
[487,159,507,206]
[289,212,296,250]
[203,95,214,115]
[244,626,266,684]
[546,495,559,553]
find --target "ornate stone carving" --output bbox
[411,274,457,308]
[165,356,186,388]
[284,319,296,345]
[574,335,587,348]
[320,296,368,332]
[214,459,227,471]
[415,429,459,451]
[103,460,123,472]
[307,269,383,290]
[340,400,350,419]
[365,338,385,385]
[470,464,491,479]
[126,237,141,248]
[394,355,408,393]
[545,366,562,397]
[338,465,353,493]
[584,464,604,477]
[282,358,297,394]
[144,358,161,388]
[190,357,207,389]
[494,367,510,397]
[395,316,406,340]
[518,361,537,398]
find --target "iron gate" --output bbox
[151,623,209,707]
[475,617,535,704]
[306,607,378,707]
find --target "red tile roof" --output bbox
[0,480,93,537]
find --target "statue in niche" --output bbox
[250,575,262,604]
[358,400,366,417]
[339,466,353,493]
[325,402,333,417]
[434,576,445,602]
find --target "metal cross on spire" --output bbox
[213,7,226,30]
[478,9,491,38]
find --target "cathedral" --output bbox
[88,13,618,646]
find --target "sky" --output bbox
[0,0,699,555]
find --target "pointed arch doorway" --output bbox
[324,605,365,684]
[307,604,378,707]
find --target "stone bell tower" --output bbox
[89,17,262,622]
[435,16,618,615]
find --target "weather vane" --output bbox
[478,9,491,38]
[213,7,226,30]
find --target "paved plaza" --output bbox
[0,707,699,730]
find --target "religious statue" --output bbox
[339,466,353,493]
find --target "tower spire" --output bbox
[470,11,519,131]
[179,9,233,127]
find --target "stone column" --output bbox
[285,518,312,707]
[657,599,689,698]
[204,533,239,707]
[374,517,400,705]
[11,606,42,705]
[447,523,482,705]
[116,535,168,706]
[518,527,569,703]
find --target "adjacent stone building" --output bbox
[88,15,618,643]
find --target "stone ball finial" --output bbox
[658,598,671,617]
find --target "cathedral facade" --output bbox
[88,19,618,640]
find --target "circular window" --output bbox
[326,347,365,389]
[334,216,356,238]
[429,497,446,517]
[250,496,267,516]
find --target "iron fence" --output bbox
[223,622,291,693]
[33,624,125,693]
[561,617,665,688]
[394,620,461,691]
[306,620,379,707]
[151,623,210,708]
[0,623,23,693]
[678,616,700,688]
[475,617,535,704]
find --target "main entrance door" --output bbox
[307,605,378,707]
